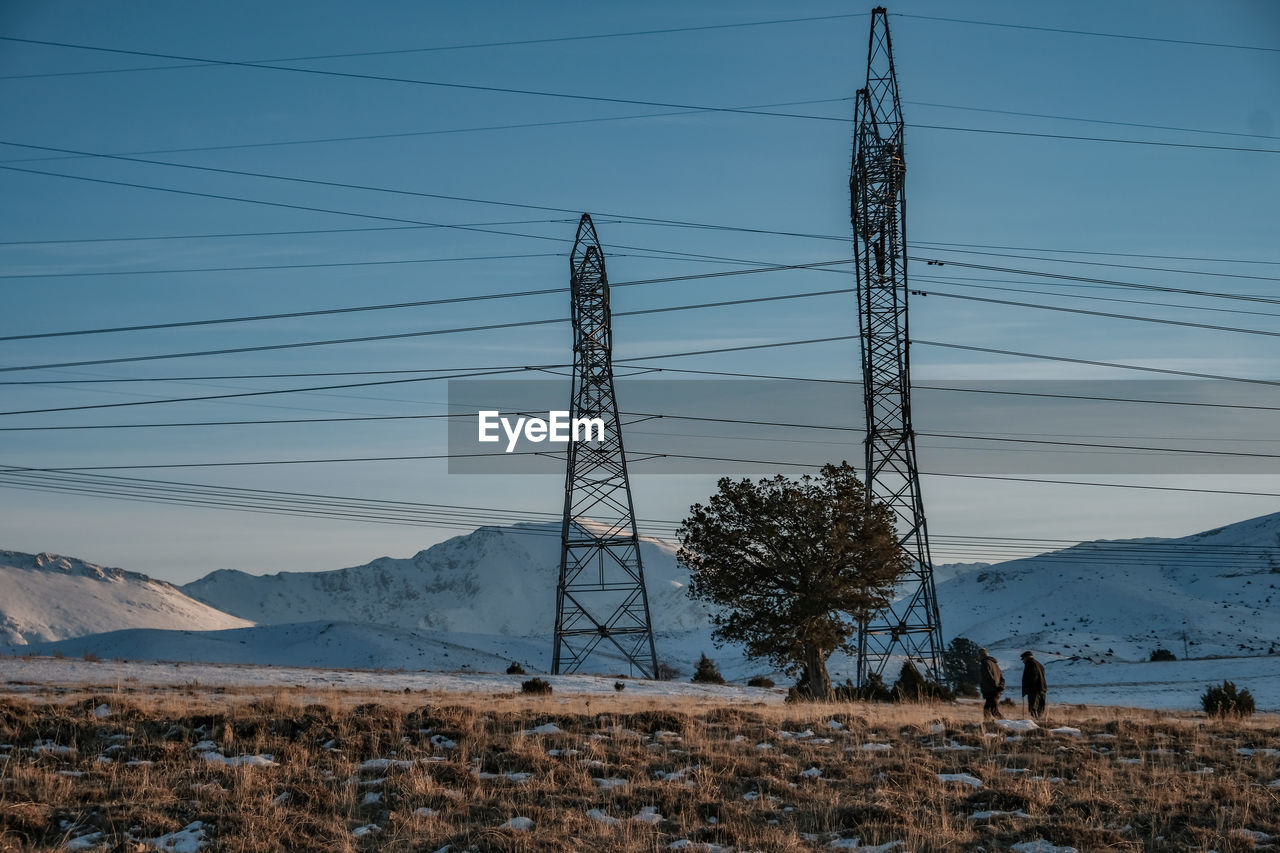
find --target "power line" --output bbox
[894,12,1280,54]
[913,288,1280,339]
[0,250,566,282]
[912,274,1280,319]
[916,246,1280,284]
[914,340,1280,387]
[905,99,1280,142]
[909,121,1280,155]
[907,256,1280,306]
[2,38,1277,154]
[0,97,851,171]
[3,465,1278,565]
[926,471,1280,500]
[0,12,869,80]
[0,36,850,123]
[0,257,854,342]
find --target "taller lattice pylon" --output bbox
[850,7,944,684]
[552,214,659,678]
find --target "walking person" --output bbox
[979,647,1005,719]
[1021,651,1047,719]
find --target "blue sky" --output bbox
[1,1,1278,582]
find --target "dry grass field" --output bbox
[1,684,1277,852]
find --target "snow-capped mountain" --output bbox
[181,523,711,636]
[0,550,252,646]
[939,511,1280,661]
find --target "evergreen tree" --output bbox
[677,463,909,700]
[691,653,726,684]
[942,636,983,695]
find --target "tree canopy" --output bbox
[676,462,910,699]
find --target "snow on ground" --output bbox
[0,655,776,700]
[1,651,1278,711]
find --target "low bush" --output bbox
[1201,680,1254,717]
[520,677,552,695]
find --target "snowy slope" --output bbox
[15,621,551,673]
[182,523,711,635]
[938,512,1280,662]
[0,550,252,645]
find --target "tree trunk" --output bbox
[803,644,833,700]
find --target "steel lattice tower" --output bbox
[552,214,659,678]
[850,7,944,684]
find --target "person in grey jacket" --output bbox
[979,647,1005,719]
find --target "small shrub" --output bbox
[654,660,680,681]
[1149,648,1177,662]
[521,677,552,695]
[613,681,626,692]
[746,676,775,689]
[691,653,726,685]
[857,672,893,703]
[999,697,1015,707]
[505,661,526,675]
[81,650,101,663]
[1201,680,1254,717]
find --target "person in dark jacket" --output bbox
[979,647,1005,719]
[1021,651,1047,719]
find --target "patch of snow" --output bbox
[200,752,276,767]
[1238,747,1280,757]
[524,723,564,736]
[994,719,1039,733]
[587,809,619,826]
[66,832,106,851]
[414,807,438,818]
[930,740,978,752]
[827,720,844,730]
[351,824,380,838]
[1010,842,1078,853]
[800,767,823,778]
[970,810,1030,820]
[31,740,75,756]
[358,758,415,772]
[361,792,381,806]
[633,806,663,825]
[500,817,533,831]
[594,777,628,789]
[1049,727,1082,737]
[1231,829,1272,842]
[830,840,907,852]
[92,704,110,719]
[430,735,456,749]
[936,773,983,788]
[148,821,207,852]
[859,743,892,752]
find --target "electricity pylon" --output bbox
[850,7,945,684]
[552,214,659,678]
